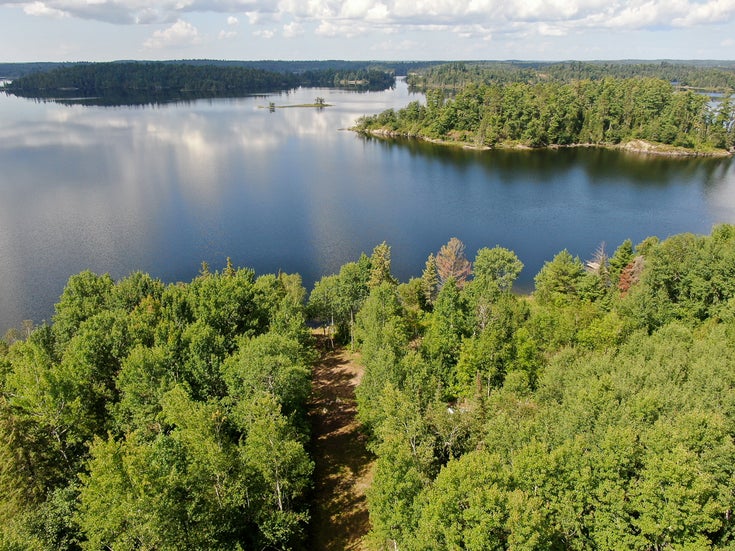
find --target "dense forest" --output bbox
[0,60,440,80]
[307,226,735,550]
[0,262,315,549]
[356,76,735,152]
[406,61,735,92]
[1,62,395,104]
[3,226,735,548]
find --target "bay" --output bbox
[1,79,734,333]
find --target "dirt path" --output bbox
[307,338,374,550]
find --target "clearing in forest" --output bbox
[307,337,374,550]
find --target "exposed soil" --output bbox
[307,337,374,550]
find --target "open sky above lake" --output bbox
[1,0,735,62]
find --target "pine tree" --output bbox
[369,241,396,288]
[421,253,439,307]
[435,237,472,289]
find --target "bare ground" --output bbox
[307,336,374,550]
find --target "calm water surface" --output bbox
[1,80,734,332]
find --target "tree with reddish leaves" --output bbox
[435,237,472,289]
[618,256,645,296]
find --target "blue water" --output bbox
[1,80,734,332]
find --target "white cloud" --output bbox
[537,22,567,36]
[244,10,261,23]
[9,0,735,42]
[282,21,303,37]
[254,28,275,38]
[143,19,202,49]
[366,2,388,21]
[218,14,238,37]
[672,0,735,26]
[452,23,493,39]
[315,18,369,38]
[369,37,420,52]
[23,1,67,18]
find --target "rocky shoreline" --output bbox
[354,128,735,158]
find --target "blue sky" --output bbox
[1,0,734,62]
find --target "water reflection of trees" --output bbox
[361,135,732,187]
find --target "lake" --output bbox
[1,79,734,333]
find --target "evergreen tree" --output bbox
[435,238,472,289]
[421,253,439,308]
[369,241,396,288]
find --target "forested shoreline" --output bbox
[406,61,735,92]
[355,76,735,154]
[308,226,735,550]
[0,62,395,105]
[4,226,735,548]
[3,56,735,544]
[1,263,315,549]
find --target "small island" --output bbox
[261,97,333,110]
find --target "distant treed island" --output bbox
[0,61,398,105]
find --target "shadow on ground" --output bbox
[307,337,374,551]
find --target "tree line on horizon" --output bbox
[406,60,735,92]
[0,60,444,81]
[3,226,735,549]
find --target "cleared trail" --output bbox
[307,338,374,550]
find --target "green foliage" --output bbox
[609,238,634,283]
[308,274,342,328]
[357,75,734,152]
[354,284,410,430]
[307,254,371,345]
[254,272,311,344]
[52,271,114,346]
[355,283,408,366]
[6,62,396,105]
[454,301,538,398]
[369,241,397,288]
[422,279,470,387]
[621,225,735,331]
[7,225,735,549]
[352,226,735,550]
[223,332,311,419]
[466,247,524,331]
[109,271,165,312]
[1,265,314,548]
[237,392,313,548]
[533,249,586,305]
[407,60,735,95]
[411,450,510,551]
[112,345,173,433]
[366,385,435,548]
[420,253,439,307]
[472,246,524,295]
